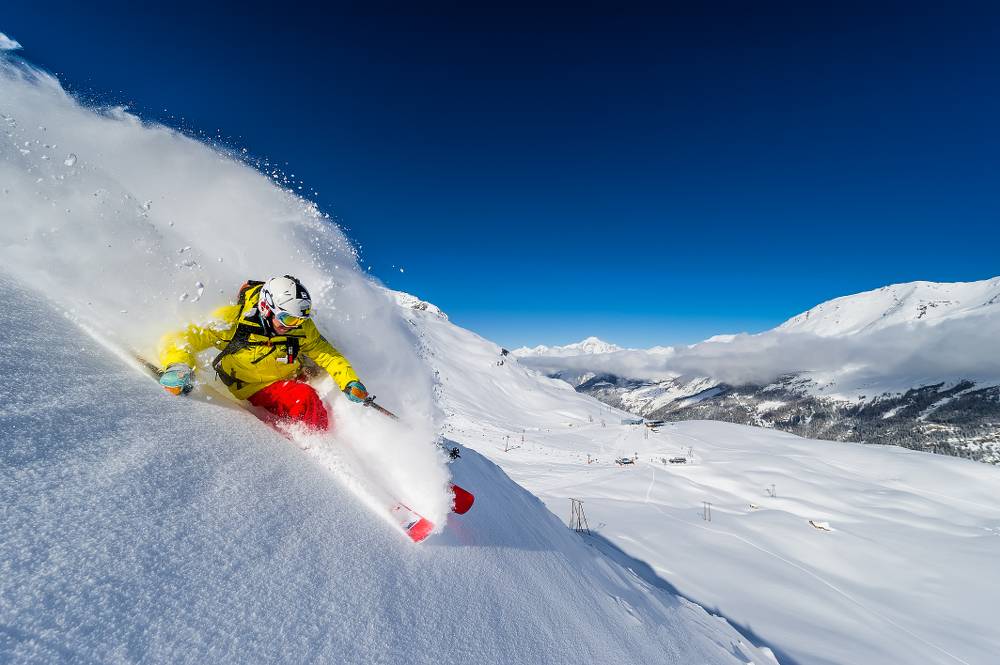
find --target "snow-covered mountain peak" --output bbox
[778,276,1000,336]
[647,345,675,355]
[513,336,623,357]
[701,334,738,344]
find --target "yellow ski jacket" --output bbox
[158,283,360,400]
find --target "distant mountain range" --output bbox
[515,277,1000,463]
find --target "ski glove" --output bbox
[344,380,368,403]
[160,363,194,396]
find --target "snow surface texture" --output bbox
[0,44,770,664]
[396,291,1000,665]
[0,276,770,665]
[518,276,1000,399]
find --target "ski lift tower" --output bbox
[569,498,591,535]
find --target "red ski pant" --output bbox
[247,380,330,431]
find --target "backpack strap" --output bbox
[212,282,267,390]
[212,320,267,389]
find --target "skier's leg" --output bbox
[247,381,293,429]
[248,380,330,431]
[282,380,330,430]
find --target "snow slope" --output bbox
[397,290,1000,665]
[1,276,771,664]
[0,39,769,664]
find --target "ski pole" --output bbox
[363,396,399,420]
[134,354,163,378]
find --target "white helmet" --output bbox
[260,275,312,327]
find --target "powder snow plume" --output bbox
[0,45,452,523]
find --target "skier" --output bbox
[157,275,367,431]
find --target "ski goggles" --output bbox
[274,311,308,328]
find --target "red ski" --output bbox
[390,484,471,543]
[451,483,475,515]
[388,502,435,543]
[383,484,470,542]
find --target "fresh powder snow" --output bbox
[0,40,772,664]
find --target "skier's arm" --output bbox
[157,304,239,372]
[300,323,361,391]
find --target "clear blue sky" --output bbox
[5,2,999,348]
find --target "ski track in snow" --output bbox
[643,466,657,504]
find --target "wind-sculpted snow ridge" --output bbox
[1,276,771,665]
[394,288,1000,665]
[0,44,449,522]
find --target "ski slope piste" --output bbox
[0,38,772,664]
[393,288,1000,665]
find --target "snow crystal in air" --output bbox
[64,153,78,166]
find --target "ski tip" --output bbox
[451,484,475,515]
[406,516,435,543]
